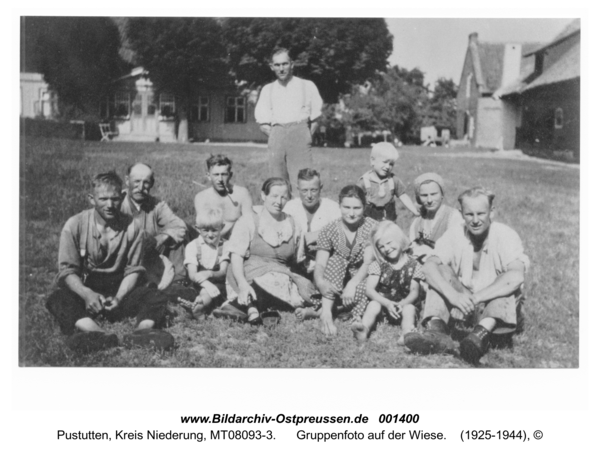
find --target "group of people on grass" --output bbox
[45,143,529,365]
[45,47,529,365]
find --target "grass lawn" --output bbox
[19,137,579,368]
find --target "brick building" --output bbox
[457,19,580,155]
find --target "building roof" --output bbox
[524,19,581,56]
[523,39,580,92]
[499,20,580,96]
[475,42,539,93]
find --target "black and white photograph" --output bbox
[19,15,581,370]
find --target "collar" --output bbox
[363,170,394,183]
[91,209,127,237]
[463,223,492,253]
[257,208,294,247]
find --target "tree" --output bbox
[22,17,127,119]
[222,18,393,103]
[426,78,458,137]
[337,66,429,144]
[125,18,230,142]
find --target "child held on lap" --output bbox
[183,208,230,317]
[352,221,424,344]
[357,142,419,222]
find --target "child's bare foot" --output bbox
[192,303,207,319]
[318,318,337,336]
[295,307,320,321]
[351,321,368,342]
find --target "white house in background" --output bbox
[20,72,58,119]
[101,67,265,143]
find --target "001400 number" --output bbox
[378,414,419,424]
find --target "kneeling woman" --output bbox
[226,177,317,323]
[314,185,378,336]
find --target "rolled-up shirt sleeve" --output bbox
[500,227,531,273]
[155,201,187,244]
[56,216,84,285]
[254,84,272,125]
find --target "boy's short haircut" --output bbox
[206,154,232,172]
[370,142,399,161]
[297,168,321,182]
[92,171,122,191]
[195,207,225,230]
[370,220,410,263]
[458,186,495,210]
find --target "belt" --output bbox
[273,119,309,127]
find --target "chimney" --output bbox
[501,44,522,87]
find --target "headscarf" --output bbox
[413,172,445,205]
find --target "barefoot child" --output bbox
[183,208,229,318]
[351,221,424,344]
[357,142,419,222]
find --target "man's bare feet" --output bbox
[351,321,368,342]
[295,307,320,321]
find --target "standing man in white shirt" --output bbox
[254,48,324,189]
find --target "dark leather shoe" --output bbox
[404,319,456,354]
[212,303,248,322]
[460,325,491,364]
[123,329,175,351]
[67,331,119,354]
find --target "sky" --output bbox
[386,18,575,86]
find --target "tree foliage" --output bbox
[426,78,458,135]
[124,17,230,141]
[222,18,393,103]
[336,66,429,143]
[22,17,127,118]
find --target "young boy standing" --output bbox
[357,142,420,221]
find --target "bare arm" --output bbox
[238,187,254,217]
[473,261,525,304]
[64,274,104,314]
[105,272,140,310]
[314,249,341,299]
[365,274,395,311]
[398,279,421,307]
[399,193,420,216]
[230,253,256,304]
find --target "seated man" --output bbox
[283,168,341,276]
[404,187,529,364]
[45,172,173,353]
[121,163,188,288]
[194,154,253,241]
